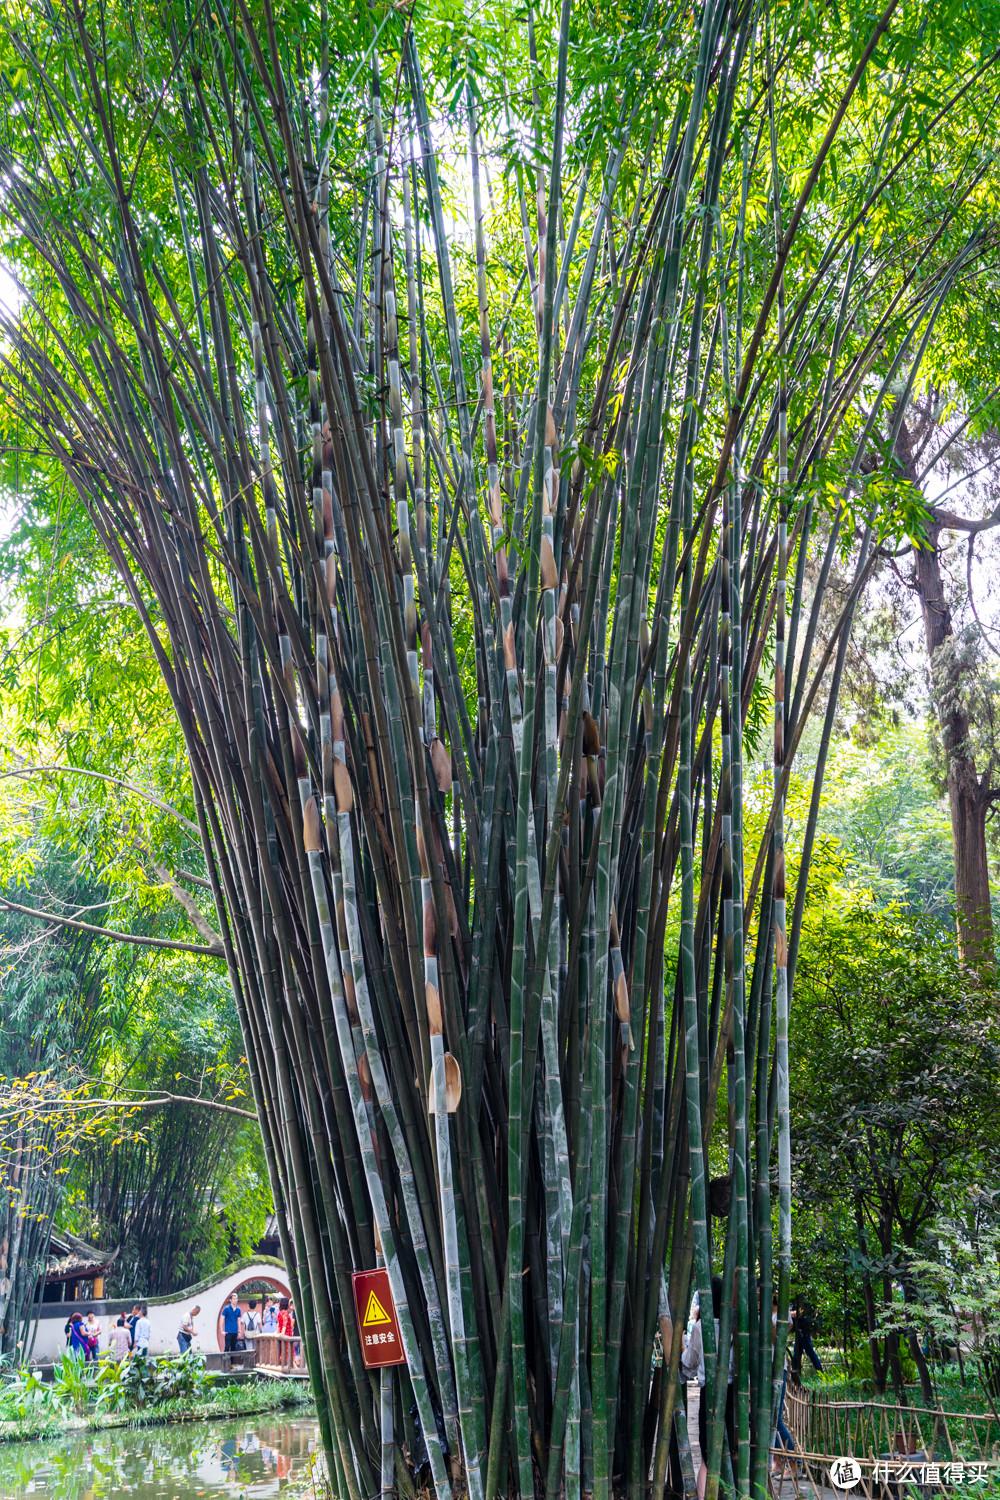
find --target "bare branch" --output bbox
[0,895,225,957]
[928,500,1000,535]
[0,762,200,834]
[11,1091,257,1122]
[144,852,225,950]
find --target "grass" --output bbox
[0,1375,313,1445]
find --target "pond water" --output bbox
[0,1414,321,1500]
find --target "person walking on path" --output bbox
[771,1296,799,1477]
[127,1304,142,1350]
[133,1306,152,1355]
[222,1292,244,1353]
[108,1316,131,1360]
[178,1305,200,1353]
[682,1301,703,1388]
[680,1302,703,1494]
[276,1296,292,1337]
[692,1277,735,1500]
[791,1297,824,1381]
[262,1298,278,1333]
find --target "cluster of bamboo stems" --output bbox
[0,0,987,1493]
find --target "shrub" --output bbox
[49,1351,95,1416]
[0,1365,49,1421]
[153,1348,214,1403]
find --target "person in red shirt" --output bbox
[276,1296,292,1336]
[289,1298,301,1367]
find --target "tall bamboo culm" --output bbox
[0,0,985,1493]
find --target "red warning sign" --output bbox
[352,1268,406,1368]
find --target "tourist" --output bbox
[681,1300,703,1495]
[127,1303,142,1349]
[262,1297,278,1334]
[692,1277,735,1500]
[276,1295,292,1337]
[108,1316,131,1360]
[222,1291,244,1353]
[68,1312,92,1361]
[770,1296,797,1476]
[243,1299,261,1349]
[84,1310,102,1357]
[290,1298,301,1368]
[178,1304,200,1353]
[681,1298,702,1384]
[791,1297,823,1377]
[133,1305,152,1355]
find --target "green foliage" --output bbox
[793,899,1000,1242]
[0,1365,49,1422]
[1,0,999,1489]
[94,1348,214,1412]
[0,823,267,1305]
[95,1352,158,1413]
[0,819,267,1324]
[92,1355,134,1415]
[150,1347,215,1404]
[0,1348,216,1425]
[907,1190,1000,1420]
[790,891,1000,1393]
[817,724,955,919]
[48,1351,94,1417]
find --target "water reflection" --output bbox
[0,1415,320,1499]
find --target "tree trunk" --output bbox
[856,1215,886,1394]
[905,1326,934,1407]
[900,1251,935,1405]
[896,421,995,972]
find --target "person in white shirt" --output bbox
[685,1278,735,1500]
[84,1311,102,1353]
[178,1304,200,1353]
[242,1299,261,1347]
[133,1306,152,1354]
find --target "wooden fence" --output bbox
[783,1385,1000,1463]
[766,1385,1000,1498]
[254,1332,307,1377]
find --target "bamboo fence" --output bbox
[782,1386,1000,1468]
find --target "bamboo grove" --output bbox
[0,0,996,1496]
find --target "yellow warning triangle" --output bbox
[363,1290,392,1327]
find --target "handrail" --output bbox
[254,1331,306,1375]
[790,1392,995,1420]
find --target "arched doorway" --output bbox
[215,1272,290,1352]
